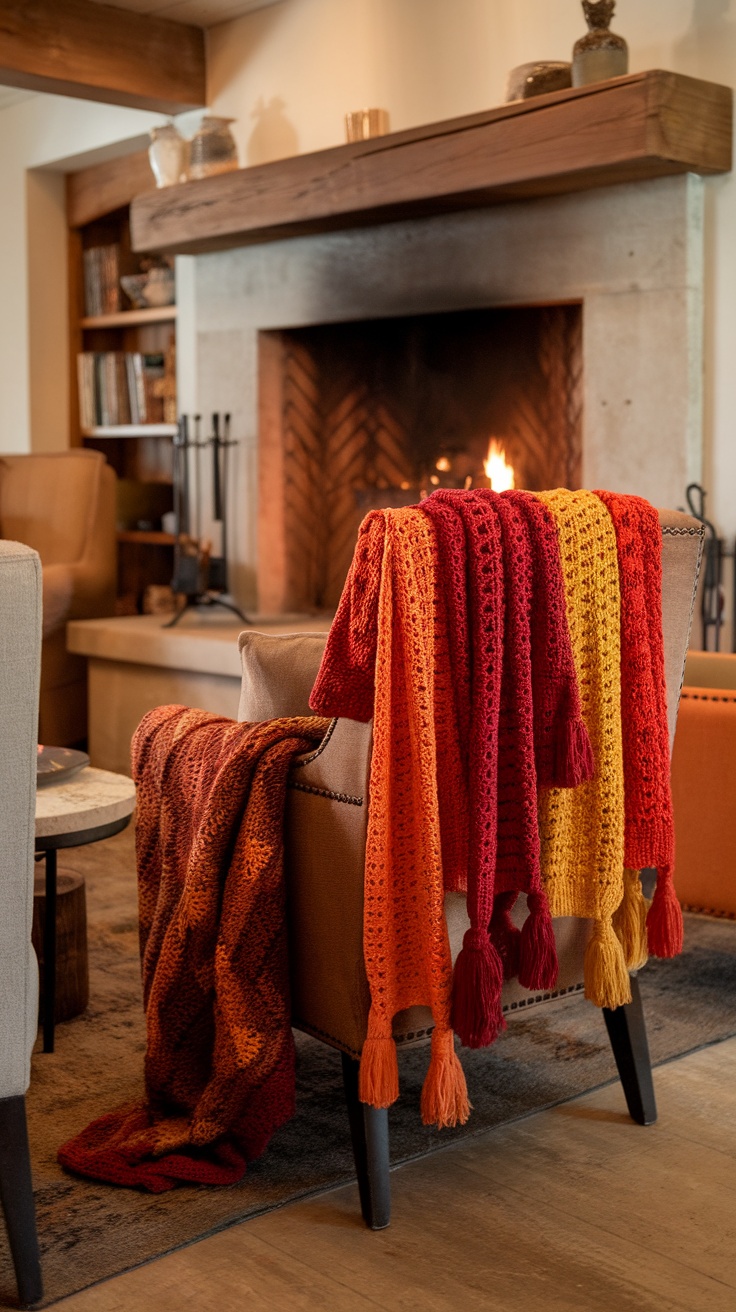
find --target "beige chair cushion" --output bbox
[238,630,329,721]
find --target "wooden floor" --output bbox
[55,1038,736,1312]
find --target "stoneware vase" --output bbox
[148,122,186,188]
[188,116,239,181]
[572,0,628,88]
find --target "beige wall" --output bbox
[207,0,736,536]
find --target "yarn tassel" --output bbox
[554,715,595,789]
[489,891,521,981]
[518,889,559,991]
[359,1017,400,1109]
[613,868,649,970]
[647,868,684,958]
[420,1027,471,1129]
[451,927,505,1048]
[584,918,632,1010]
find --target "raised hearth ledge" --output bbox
[131,70,731,256]
[68,614,332,771]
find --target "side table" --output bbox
[35,767,136,1053]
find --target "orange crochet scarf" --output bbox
[312,506,469,1129]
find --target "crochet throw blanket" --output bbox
[58,705,329,1192]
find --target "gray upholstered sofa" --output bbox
[237,508,703,1229]
[0,540,43,1304]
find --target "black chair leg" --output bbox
[0,1096,42,1307]
[603,973,657,1126]
[340,1052,391,1230]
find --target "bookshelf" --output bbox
[68,153,178,613]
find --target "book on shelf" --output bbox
[77,351,168,430]
[82,244,121,317]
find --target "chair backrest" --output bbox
[0,541,42,1099]
[0,450,108,567]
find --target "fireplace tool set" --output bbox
[683,482,736,652]
[166,412,250,628]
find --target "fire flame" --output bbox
[484,439,515,491]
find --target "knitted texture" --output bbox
[58,705,329,1191]
[427,490,507,1046]
[594,491,683,960]
[506,490,596,788]
[533,490,630,1009]
[474,490,558,992]
[313,508,469,1128]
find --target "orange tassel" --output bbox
[647,871,684,958]
[613,868,649,971]
[359,1030,399,1108]
[420,1027,471,1129]
[584,918,632,1010]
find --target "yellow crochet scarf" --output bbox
[533,489,631,1009]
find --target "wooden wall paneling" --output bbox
[130,71,732,256]
[0,0,205,114]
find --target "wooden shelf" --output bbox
[130,70,732,257]
[80,306,177,329]
[117,530,176,545]
[83,424,178,438]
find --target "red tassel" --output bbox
[647,871,684,959]
[554,716,595,788]
[451,927,505,1049]
[518,890,559,991]
[489,891,521,980]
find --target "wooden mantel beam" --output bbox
[130,70,732,257]
[0,0,206,114]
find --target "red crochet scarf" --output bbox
[421,490,592,1046]
[593,491,683,960]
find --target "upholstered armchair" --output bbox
[238,509,703,1230]
[0,450,116,746]
[0,541,43,1305]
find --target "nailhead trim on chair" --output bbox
[289,781,364,806]
[292,717,338,767]
[661,525,706,536]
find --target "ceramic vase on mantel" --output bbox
[188,116,239,180]
[148,122,187,188]
[572,0,628,88]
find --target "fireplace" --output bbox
[258,303,582,613]
[178,173,704,612]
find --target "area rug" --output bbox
[3,826,735,1308]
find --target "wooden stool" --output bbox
[32,870,89,1023]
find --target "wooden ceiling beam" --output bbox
[0,0,206,114]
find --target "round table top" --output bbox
[35,766,136,841]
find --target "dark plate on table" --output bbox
[37,746,90,786]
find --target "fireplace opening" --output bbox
[258,303,582,613]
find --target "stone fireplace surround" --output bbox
[178,172,703,611]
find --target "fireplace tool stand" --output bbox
[165,412,251,629]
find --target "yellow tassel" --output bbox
[613,868,649,971]
[584,918,632,1010]
[420,1027,471,1129]
[359,1033,399,1108]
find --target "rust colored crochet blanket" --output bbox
[58,705,329,1192]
